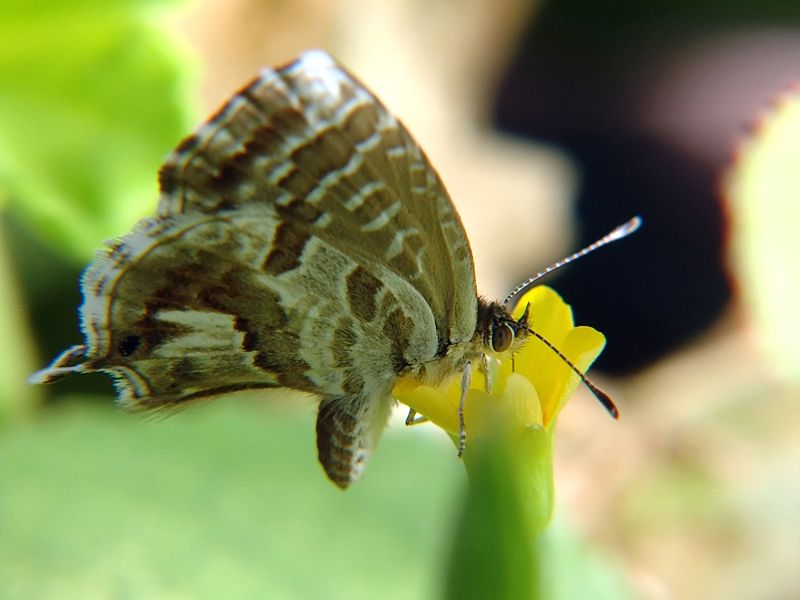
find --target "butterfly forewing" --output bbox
[156,51,477,343]
[70,50,481,487]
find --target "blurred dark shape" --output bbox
[493,1,800,374]
[544,135,727,375]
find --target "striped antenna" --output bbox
[503,216,642,307]
[523,326,618,418]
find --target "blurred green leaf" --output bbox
[0,0,194,259]
[0,399,461,598]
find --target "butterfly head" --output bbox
[477,299,530,357]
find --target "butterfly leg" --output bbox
[404,408,429,425]
[457,360,472,457]
[316,394,393,489]
[482,353,492,394]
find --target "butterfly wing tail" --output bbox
[316,393,394,488]
[28,345,88,385]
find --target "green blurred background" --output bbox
[2,0,799,598]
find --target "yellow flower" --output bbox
[393,285,606,534]
[394,285,606,441]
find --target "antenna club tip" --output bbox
[593,387,620,419]
[622,215,643,233]
[606,215,643,242]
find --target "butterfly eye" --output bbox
[118,335,141,357]
[491,323,514,352]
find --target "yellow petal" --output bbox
[543,325,606,427]
[512,287,572,338]
[394,381,459,433]
[462,372,543,438]
[510,287,605,428]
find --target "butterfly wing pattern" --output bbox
[35,51,486,488]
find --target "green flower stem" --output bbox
[446,434,538,599]
[0,216,40,423]
[444,422,555,599]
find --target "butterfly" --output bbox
[31,50,639,488]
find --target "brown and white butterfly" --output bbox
[32,50,638,488]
